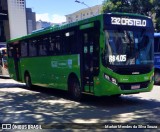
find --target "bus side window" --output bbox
[49,33,62,55]
[63,28,78,54]
[64,31,72,54]
[55,35,61,54]
[21,41,28,57]
[39,36,48,56]
[49,35,55,55]
[29,39,38,57]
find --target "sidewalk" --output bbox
[0,66,10,79]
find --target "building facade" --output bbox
[0,0,36,46]
[7,0,27,39]
[26,8,36,34]
[0,0,9,44]
[66,5,102,23]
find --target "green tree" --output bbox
[102,0,160,31]
[102,0,131,13]
[154,0,160,31]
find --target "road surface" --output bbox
[0,78,160,131]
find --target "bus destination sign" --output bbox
[111,17,147,27]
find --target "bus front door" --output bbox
[82,31,93,93]
[80,23,100,93]
[81,28,99,93]
[13,44,21,81]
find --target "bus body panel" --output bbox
[20,54,80,90]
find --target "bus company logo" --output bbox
[51,61,58,68]
[2,124,11,129]
[111,17,147,27]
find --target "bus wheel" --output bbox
[154,72,160,85]
[111,94,121,98]
[25,74,32,89]
[69,78,82,101]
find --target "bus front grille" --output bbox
[119,81,150,91]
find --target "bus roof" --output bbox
[7,13,151,43]
[154,33,160,37]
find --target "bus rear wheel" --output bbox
[111,94,121,98]
[25,74,32,89]
[69,78,82,101]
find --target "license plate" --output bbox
[131,85,140,90]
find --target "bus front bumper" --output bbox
[94,79,154,97]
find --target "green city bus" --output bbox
[7,13,154,100]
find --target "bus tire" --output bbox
[111,94,121,98]
[69,77,82,101]
[154,71,160,85]
[24,73,32,89]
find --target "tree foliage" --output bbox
[102,0,160,31]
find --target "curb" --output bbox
[0,75,10,79]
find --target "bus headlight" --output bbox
[104,73,118,85]
[111,78,117,85]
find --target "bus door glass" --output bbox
[83,31,94,86]
[14,44,21,80]
[80,23,100,92]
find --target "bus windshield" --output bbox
[103,28,154,66]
